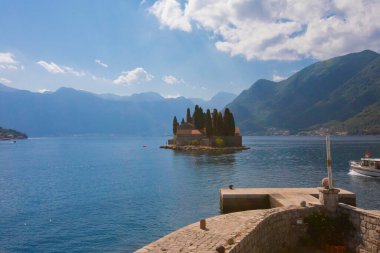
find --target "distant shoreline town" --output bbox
[0,127,28,140]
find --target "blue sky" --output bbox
[0,0,379,99]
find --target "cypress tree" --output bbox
[216,112,224,136]
[223,108,235,136]
[230,111,236,136]
[199,107,204,130]
[212,109,218,136]
[193,105,202,129]
[186,108,192,123]
[173,116,179,135]
[205,109,213,138]
[223,108,231,136]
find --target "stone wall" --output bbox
[135,206,320,253]
[211,136,242,147]
[229,206,320,253]
[338,203,380,253]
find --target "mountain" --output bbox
[0,85,195,136]
[228,50,380,135]
[190,92,236,110]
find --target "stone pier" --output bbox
[134,187,378,253]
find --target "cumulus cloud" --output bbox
[37,60,85,76]
[272,74,287,82]
[162,74,183,85]
[149,0,192,32]
[149,0,380,60]
[95,59,108,68]
[0,77,12,84]
[0,52,18,70]
[113,67,154,85]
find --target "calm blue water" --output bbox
[1,136,380,252]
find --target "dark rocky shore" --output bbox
[160,145,250,151]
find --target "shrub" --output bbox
[214,137,225,147]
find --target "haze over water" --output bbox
[1,136,380,252]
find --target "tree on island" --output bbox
[175,105,236,137]
[186,108,192,123]
[173,116,179,135]
[223,108,235,136]
[205,109,213,138]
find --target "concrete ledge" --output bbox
[220,188,356,213]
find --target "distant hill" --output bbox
[228,50,380,135]
[190,92,236,110]
[0,127,27,140]
[0,84,195,136]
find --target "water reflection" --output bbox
[172,149,238,167]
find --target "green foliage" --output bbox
[190,139,199,146]
[214,137,225,147]
[303,212,354,247]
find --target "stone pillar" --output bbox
[319,187,340,214]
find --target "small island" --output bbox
[0,127,28,140]
[161,105,249,151]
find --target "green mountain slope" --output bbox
[228,50,380,135]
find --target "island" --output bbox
[0,127,28,140]
[161,105,249,151]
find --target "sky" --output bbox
[0,0,379,99]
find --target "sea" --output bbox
[1,136,380,252]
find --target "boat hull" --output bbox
[350,161,380,177]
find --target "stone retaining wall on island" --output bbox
[338,203,380,253]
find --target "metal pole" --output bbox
[326,135,333,189]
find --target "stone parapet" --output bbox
[338,203,380,253]
[135,206,320,253]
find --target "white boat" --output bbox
[350,157,380,177]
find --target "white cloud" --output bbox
[113,67,154,85]
[149,0,192,32]
[272,74,287,82]
[37,89,51,93]
[95,59,108,68]
[165,93,181,98]
[0,52,16,64]
[149,0,380,60]
[62,66,85,77]
[37,60,85,77]
[0,52,18,70]
[0,77,12,84]
[37,61,65,74]
[162,74,182,85]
